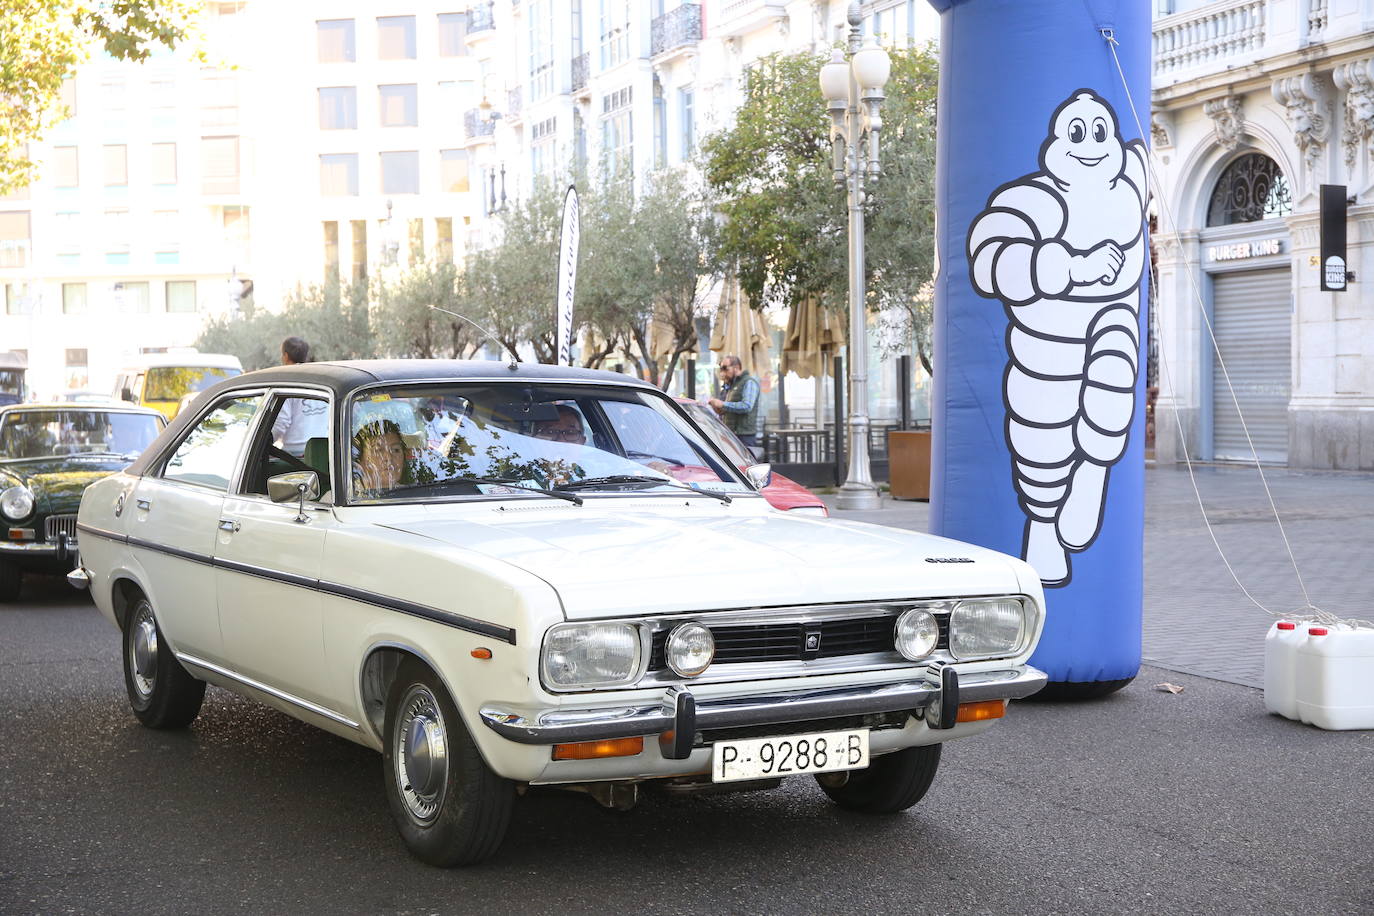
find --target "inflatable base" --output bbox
[1023,676,1135,702]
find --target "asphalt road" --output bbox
[3,576,1372,916]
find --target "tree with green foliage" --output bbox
[196,279,372,369]
[575,173,650,370]
[701,45,939,371]
[0,0,202,193]
[374,260,479,359]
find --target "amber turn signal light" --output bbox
[552,737,644,760]
[955,699,1007,723]
[470,647,493,659]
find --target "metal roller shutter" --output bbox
[1210,268,1291,463]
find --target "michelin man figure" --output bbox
[965,90,1147,587]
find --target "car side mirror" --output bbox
[267,470,320,524]
[745,463,772,490]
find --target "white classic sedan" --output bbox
[72,360,1048,866]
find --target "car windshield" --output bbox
[347,383,750,503]
[0,370,23,402]
[144,366,241,401]
[682,401,756,467]
[0,409,162,460]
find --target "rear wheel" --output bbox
[122,596,206,728]
[382,659,513,866]
[818,743,941,814]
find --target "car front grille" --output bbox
[648,612,949,671]
[44,515,78,544]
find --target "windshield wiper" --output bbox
[559,474,732,504]
[450,477,585,505]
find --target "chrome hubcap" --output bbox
[394,685,448,824]
[130,605,158,700]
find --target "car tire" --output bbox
[122,595,206,729]
[0,561,19,602]
[818,743,941,814]
[382,659,513,867]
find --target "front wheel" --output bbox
[382,659,513,867]
[122,596,206,728]
[818,743,941,814]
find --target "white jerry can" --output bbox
[1292,625,1374,731]
[1262,621,1305,720]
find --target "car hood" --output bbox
[379,507,1024,618]
[0,457,128,512]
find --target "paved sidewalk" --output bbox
[820,463,1374,688]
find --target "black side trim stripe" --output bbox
[98,528,516,645]
[317,580,517,645]
[76,522,128,544]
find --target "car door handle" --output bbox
[136,498,151,511]
[218,518,241,533]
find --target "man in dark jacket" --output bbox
[709,355,761,448]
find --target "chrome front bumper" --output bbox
[480,665,1047,759]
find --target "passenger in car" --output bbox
[352,419,412,498]
[531,405,587,445]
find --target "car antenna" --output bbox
[427,305,519,370]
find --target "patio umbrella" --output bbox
[780,295,843,380]
[708,276,772,376]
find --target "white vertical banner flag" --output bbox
[555,185,580,366]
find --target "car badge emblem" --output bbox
[805,631,821,652]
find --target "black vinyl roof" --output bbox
[126,359,661,477]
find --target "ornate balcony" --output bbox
[1154,0,1266,77]
[463,108,496,144]
[712,0,788,38]
[652,3,702,58]
[466,1,495,42]
[571,51,590,96]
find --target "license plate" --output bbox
[711,728,869,783]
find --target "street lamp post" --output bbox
[820,4,891,511]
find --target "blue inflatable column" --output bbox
[926,0,1150,692]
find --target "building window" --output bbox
[103,145,127,186]
[531,117,556,178]
[679,85,694,159]
[223,205,250,247]
[601,86,633,178]
[529,0,555,101]
[166,280,197,313]
[59,77,77,117]
[317,20,356,62]
[116,281,151,313]
[380,151,420,194]
[378,84,418,128]
[65,348,89,388]
[200,75,238,129]
[153,210,178,252]
[408,218,424,262]
[438,12,468,56]
[378,16,417,60]
[599,0,632,69]
[320,153,359,196]
[351,220,367,282]
[323,220,339,280]
[438,80,475,127]
[1206,153,1293,226]
[62,282,87,314]
[440,149,470,192]
[151,142,177,184]
[653,79,666,168]
[102,77,126,111]
[52,147,79,187]
[436,217,453,262]
[0,211,30,268]
[104,208,130,251]
[201,136,240,194]
[5,284,32,315]
[319,87,358,129]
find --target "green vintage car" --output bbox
[0,403,165,601]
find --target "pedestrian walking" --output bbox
[709,355,761,449]
[272,336,327,457]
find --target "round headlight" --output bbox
[666,622,715,677]
[894,608,939,660]
[1,486,34,521]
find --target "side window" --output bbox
[242,393,332,497]
[161,394,262,490]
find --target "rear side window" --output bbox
[161,394,261,490]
